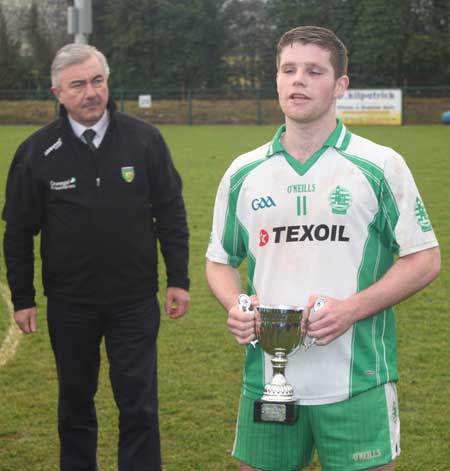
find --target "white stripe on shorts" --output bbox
[384,382,401,460]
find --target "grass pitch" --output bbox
[0,125,449,471]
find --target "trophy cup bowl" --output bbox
[253,304,308,424]
[256,304,307,356]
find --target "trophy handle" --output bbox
[302,297,326,350]
[238,294,258,348]
[303,336,316,350]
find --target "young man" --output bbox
[205,26,440,471]
[3,44,190,471]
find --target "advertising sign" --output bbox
[336,89,402,125]
[138,95,152,108]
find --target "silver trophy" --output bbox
[239,297,325,424]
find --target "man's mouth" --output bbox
[289,93,310,101]
[82,101,101,109]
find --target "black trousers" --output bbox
[47,296,161,471]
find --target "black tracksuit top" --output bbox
[2,104,189,311]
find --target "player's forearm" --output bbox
[205,260,242,312]
[347,246,441,322]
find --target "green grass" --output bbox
[0,125,449,471]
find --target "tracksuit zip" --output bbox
[91,149,101,188]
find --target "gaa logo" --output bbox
[259,229,269,247]
[251,196,276,211]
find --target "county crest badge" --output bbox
[414,196,432,232]
[329,185,352,215]
[121,166,135,183]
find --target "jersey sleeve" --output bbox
[382,151,438,257]
[206,167,246,268]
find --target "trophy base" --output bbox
[253,399,298,424]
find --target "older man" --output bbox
[3,43,190,471]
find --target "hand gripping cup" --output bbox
[251,298,326,424]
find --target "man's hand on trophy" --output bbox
[227,294,259,345]
[306,295,355,346]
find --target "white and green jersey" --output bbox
[206,120,438,405]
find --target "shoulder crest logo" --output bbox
[329,185,352,215]
[414,197,432,232]
[121,166,135,183]
[44,137,63,156]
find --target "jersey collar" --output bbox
[265,119,352,175]
[266,119,351,157]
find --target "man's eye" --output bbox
[93,78,104,86]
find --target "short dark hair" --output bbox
[276,26,348,78]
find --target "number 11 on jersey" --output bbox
[297,195,307,216]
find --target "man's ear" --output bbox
[51,86,62,104]
[334,75,349,99]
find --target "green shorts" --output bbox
[232,383,400,471]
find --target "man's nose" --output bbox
[293,70,306,86]
[84,81,97,97]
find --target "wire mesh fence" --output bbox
[1,87,449,125]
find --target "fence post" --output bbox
[187,89,193,125]
[120,89,125,113]
[256,88,262,125]
[401,87,405,125]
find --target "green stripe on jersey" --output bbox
[336,150,400,396]
[350,215,398,394]
[222,159,268,396]
[235,221,257,295]
[243,344,266,398]
[222,159,266,267]
[337,149,400,253]
[340,127,352,150]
